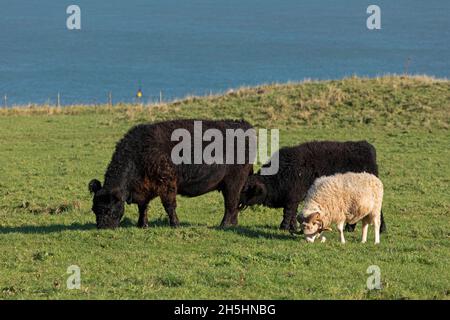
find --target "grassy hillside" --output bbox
[0,76,449,299]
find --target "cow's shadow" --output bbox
[0,222,295,240]
[148,218,204,228]
[0,217,202,235]
[213,225,297,241]
[0,222,97,235]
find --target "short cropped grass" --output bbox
[0,76,449,299]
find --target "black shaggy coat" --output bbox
[89,119,255,229]
[239,140,386,232]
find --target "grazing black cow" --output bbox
[89,119,255,229]
[239,140,386,233]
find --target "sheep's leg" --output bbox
[160,191,179,228]
[137,202,149,228]
[337,221,346,244]
[374,216,381,244]
[361,216,370,243]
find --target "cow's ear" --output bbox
[88,179,102,194]
[110,188,124,202]
[251,180,266,197]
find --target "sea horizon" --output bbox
[1,0,450,106]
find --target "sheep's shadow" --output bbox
[213,225,298,241]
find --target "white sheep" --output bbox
[299,172,384,244]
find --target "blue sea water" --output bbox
[0,0,449,105]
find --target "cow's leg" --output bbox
[137,202,149,228]
[160,190,179,228]
[220,170,249,228]
[379,210,387,233]
[280,202,299,231]
[220,185,240,228]
[345,222,357,232]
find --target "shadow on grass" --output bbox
[0,222,97,234]
[214,225,297,241]
[148,218,206,228]
[0,217,205,234]
[0,217,135,234]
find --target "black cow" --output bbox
[239,140,386,233]
[89,119,255,229]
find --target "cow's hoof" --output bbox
[289,229,303,236]
[220,218,238,228]
[281,221,298,232]
[279,222,290,230]
[219,222,233,229]
[137,223,149,229]
[380,224,387,234]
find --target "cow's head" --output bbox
[299,212,332,243]
[239,175,268,209]
[88,179,125,229]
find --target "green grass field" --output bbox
[0,76,449,299]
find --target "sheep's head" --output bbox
[88,179,125,229]
[299,212,332,243]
